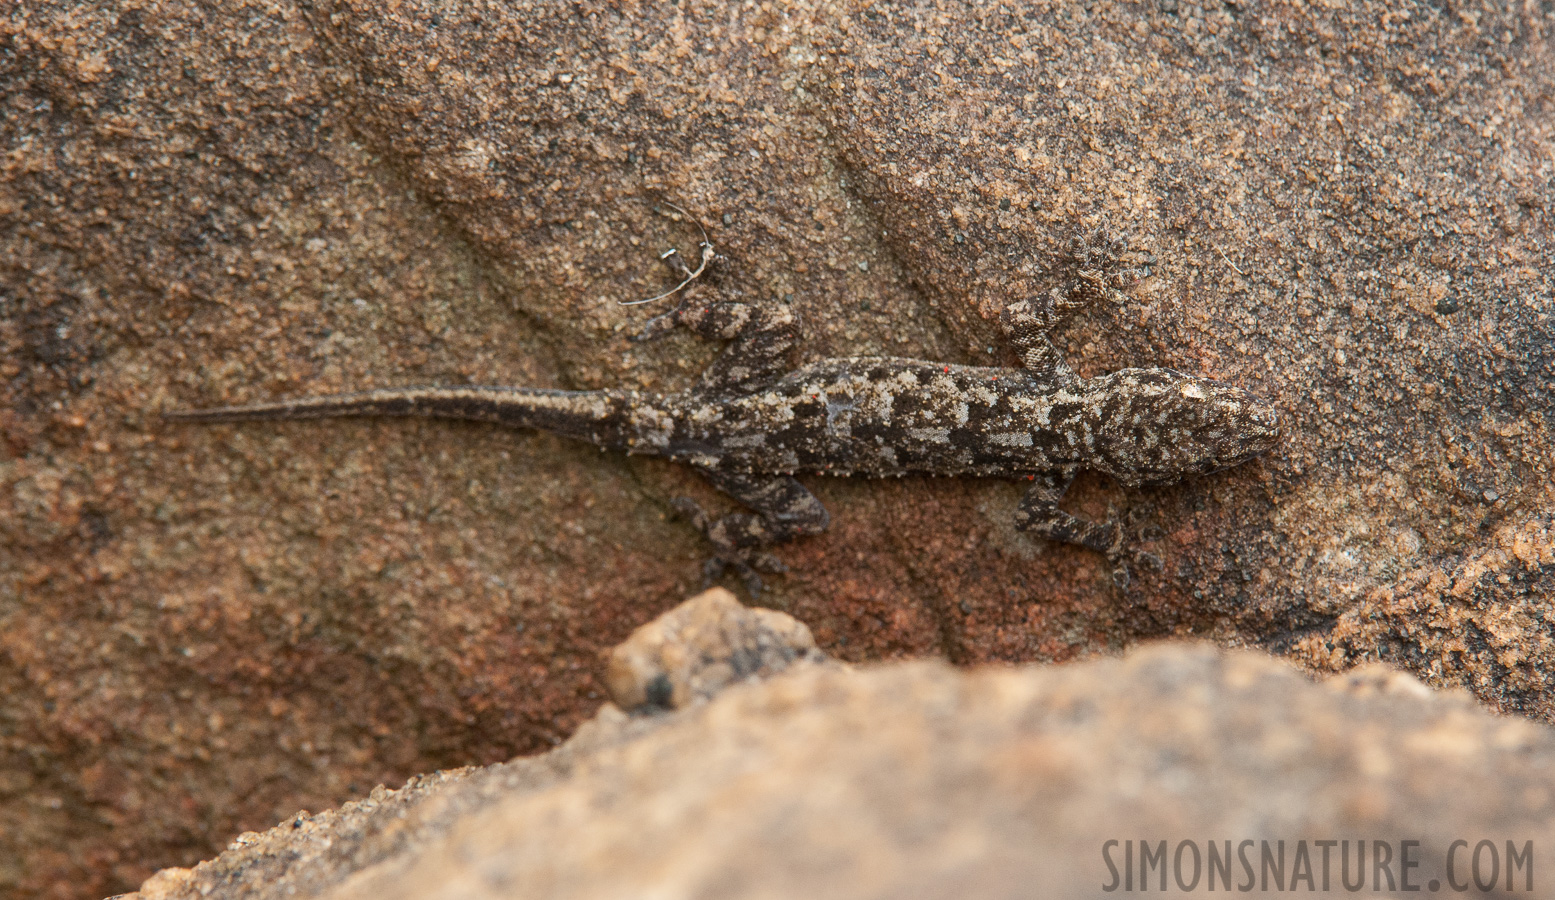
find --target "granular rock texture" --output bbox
[126,642,1555,900]
[1,0,1552,894]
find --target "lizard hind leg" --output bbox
[634,295,803,394]
[999,227,1154,382]
[1013,471,1137,586]
[674,469,830,595]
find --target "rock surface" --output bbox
[125,636,1555,899]
[2,0,1552,894]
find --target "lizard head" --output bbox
[1087,368,1281,486]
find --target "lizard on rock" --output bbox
[165,233,1281,592]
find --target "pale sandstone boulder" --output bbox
[605,587,830,712]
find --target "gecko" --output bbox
[164,232,1281,592]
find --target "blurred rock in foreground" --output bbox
[126,592,1554,900]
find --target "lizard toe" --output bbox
[750,552,788,575]
[631,306,686,343]
[671,497,712,532]
[700,555,729,587]
[736,564,766,597]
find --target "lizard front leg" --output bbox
[1001,229,1154,382]
[674,468,830,595]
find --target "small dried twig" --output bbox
[1214,242,1246,276]
[620,200,716,306]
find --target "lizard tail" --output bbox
[162,386,635,448]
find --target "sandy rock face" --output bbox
[2,0,1552,894]
[124,601,1555,899]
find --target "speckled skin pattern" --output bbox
[166,236,1281,589]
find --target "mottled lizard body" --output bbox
[166,236,1280,589]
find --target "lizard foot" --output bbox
[1069,228,1155,291]
[700,553,787,597]
[1098,511,1165,589]
[1107,549,1164,590]
[671,497,788,595]
[631,302,688,343]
